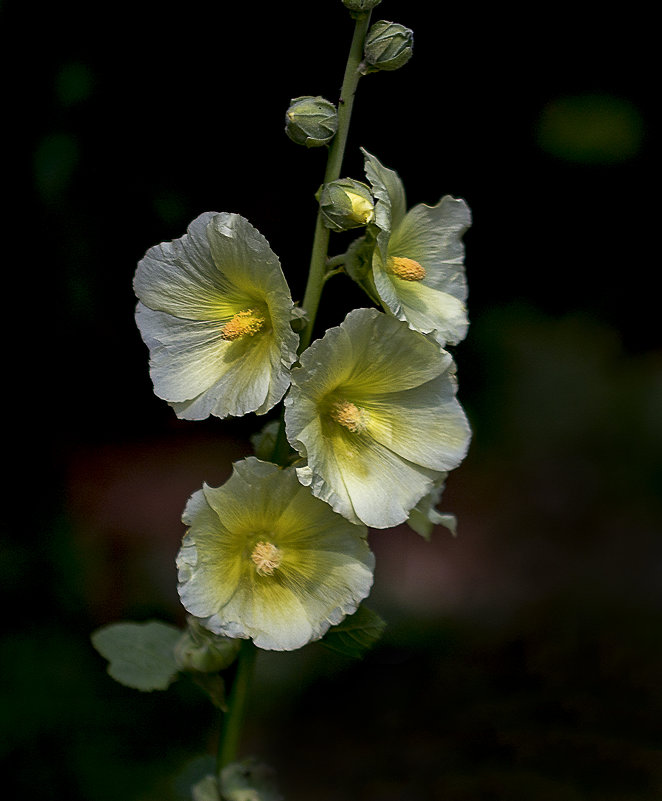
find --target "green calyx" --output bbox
[362,20,414,73]
[285,95,338,147]
[174,616,241,674]
[342,0,382,15]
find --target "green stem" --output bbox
[299,10,372,352]
[323,266,345,283]
[270,404,292,465]
[326,252,348,270]
[217,640,257,771]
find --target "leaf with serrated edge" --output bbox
[91,620,182,691]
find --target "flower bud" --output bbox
[250,419,280,461]
[363,20,413,72]
[174,616,240,674]
[285,96,338,148]
[318,179,375,232]
[289,305,309,333]
[342,0,382,13]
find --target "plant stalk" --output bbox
[216,639,257,772]
[299,10,372,352]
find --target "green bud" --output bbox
[289,304,308,332]
[250,419,280,461]
[285,96,338,148]
[344,233,382,306]
[318,179,375,232]
[174,616,240,674]
[362,20,414,73]
[342,0,382,13]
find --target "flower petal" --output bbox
[362,148,407,231]
[134,212,240,321]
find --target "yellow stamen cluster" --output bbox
[387,256,426,282]
[329,400,368,434]
[251,541,283,577]
[221,309,266,341]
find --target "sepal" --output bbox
[249,419,281,461]
[343,233,382,305]
[175,615,241,674]
[342,0,382,14]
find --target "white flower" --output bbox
[363,149,471,347]
[285,307,472,529]
[134,212,298,420]
[177,458,374,651]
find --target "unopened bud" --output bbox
[285,96,338,148]
[174,616,240,674]
[319,179,375,232]
[363,20,413,72]
[342,0,382,14]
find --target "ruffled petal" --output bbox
[134,212,240,321]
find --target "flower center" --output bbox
[250,541,283,577]
[221,309,266,341]
[329,400,368,433]
[387,256,426,281]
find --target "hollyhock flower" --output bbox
[134,212,298,420]
[176,457,374,651]
[284,307,471,529]
[363,149,471,347]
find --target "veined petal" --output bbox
[296,426,439,528]
[374,272,469,346]
[206,213,292,302]
[362,148,407,231]
[362,379,472,472]
[390,198,471,300]
[177,490,243,617]
[134,212,242,321]
[386,197,470,344]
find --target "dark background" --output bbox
[2,1,660,799]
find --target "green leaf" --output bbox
[91,620,182,691]
[319,605,386,659]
